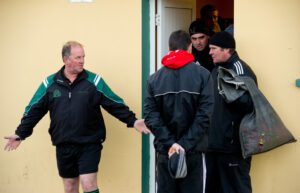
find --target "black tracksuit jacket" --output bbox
[192,46,215,72]
[144,62,214,154]
[15,67,137,145]
[208,52,257,153]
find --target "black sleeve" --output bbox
[15,86,49,140]
[97,80,137,127]
[177,74,214,152]
[143,79,176,148]
[231,67,257,115]
[231,91,254,114]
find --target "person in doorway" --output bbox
[206,31,257,193]
[200,4,221,33]
[189,20,215,72]
[4,41,151,193]
[144,30,214,193]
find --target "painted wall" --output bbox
[236,0,300,192]
[0,0,143,193]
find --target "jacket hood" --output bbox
[161,50,194,69]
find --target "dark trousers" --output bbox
[157,153,204,193]
[205,152,252,193]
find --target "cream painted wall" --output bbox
[235,0,300,192]
[0,0,142,193]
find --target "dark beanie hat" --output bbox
[209,31,236,48]
[168,149,187,179]
[189,20,211,36]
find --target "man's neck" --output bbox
[64,69,77,83]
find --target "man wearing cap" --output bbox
[144,30,214,193]
[206,31,257,193]
[189,20,215,72]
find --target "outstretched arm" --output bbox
[4,134,22,151]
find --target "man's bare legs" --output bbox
[63,173,98,193]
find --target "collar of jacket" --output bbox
[54,66,88,86]
[215,51,239,68]
[161,50,195,69]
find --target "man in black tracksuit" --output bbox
[4,41,150,193]
[144,30,214,193]
[206,31,257,193]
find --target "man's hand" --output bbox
[134,119,151,134]
[4,134,22,151]
[168,143,185,158]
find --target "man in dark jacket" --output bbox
[189,20,215,72]
[4,41,150,193]
[206,31,257,193]
[144,30,214,193]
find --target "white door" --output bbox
[156,0,196,69]
[148,1,196,192]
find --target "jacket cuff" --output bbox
[127,117,137,128]
[177,140,191,153]
[15,130,26,140]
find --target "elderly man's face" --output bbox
[64,45,85,75]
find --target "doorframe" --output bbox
[141,1,152,193]
[142,0,157,192]
[142,1,196,193]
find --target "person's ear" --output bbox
[224,48,231,54]
[63,56,68,64]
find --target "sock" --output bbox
[84,189,99,193]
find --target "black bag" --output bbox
[218,67,296,158]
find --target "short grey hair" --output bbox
[61,41,83,61]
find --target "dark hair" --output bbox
[200,4,217,18]
[229,48,236,54]
[62,41,83,61]
[169,30,191,51]
[189,20,211,36]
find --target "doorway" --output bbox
[142,0,234,193]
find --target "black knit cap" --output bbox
[209,31,236,48]
[189,20,211,36]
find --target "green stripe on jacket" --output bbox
[86,70,125,104]
[24,73,55,115]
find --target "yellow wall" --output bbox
[236,0,300,192]
[0,0,142,193]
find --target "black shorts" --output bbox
[56,143,103,178]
